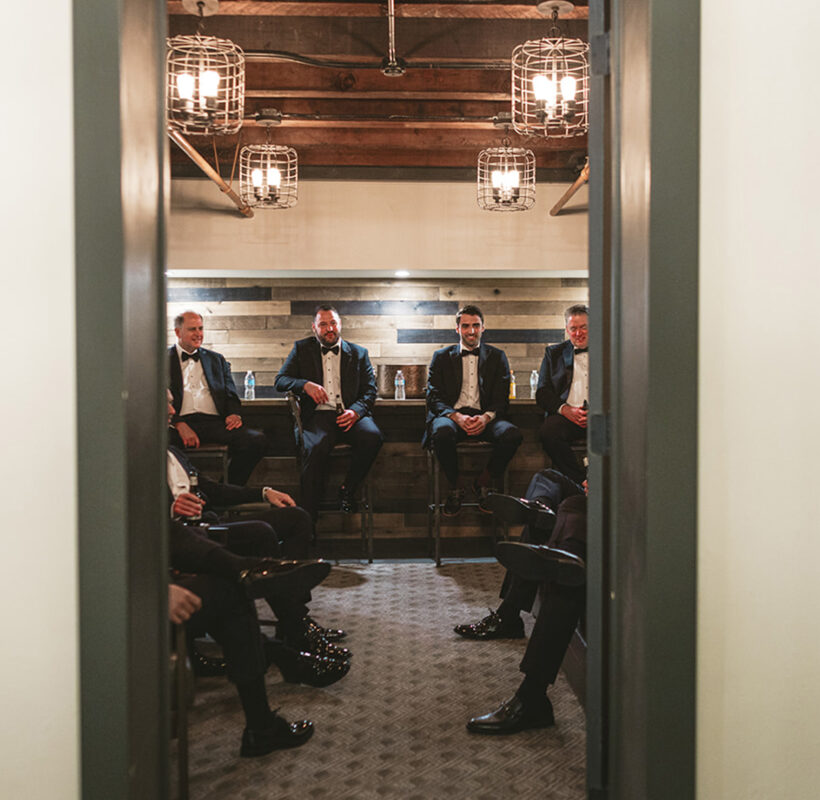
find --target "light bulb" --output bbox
[532,74,557,106]
[561,75,577,101]
[502,170,520,190]
[251,168,263,188]
[177,73,195,100]
[199,70,220,98]
[491,170,504,189]
[267,167,282,188]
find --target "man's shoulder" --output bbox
[342,339,369,357]
[431,344,457,360]
[545,340,572,356]
[198,346,227,362]
[481,343,506,358]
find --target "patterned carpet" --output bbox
[178,561,586,799]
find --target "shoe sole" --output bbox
[282,658,351,687]
[244,561,332,600]
[453,622,525,640]
[466,715,555,735]
[495,542,585,586]
[240,725,314,757]
[484,493,535,525]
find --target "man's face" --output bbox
[176,313,204,353]
[457,314,484,350]
[312,310,342,347]
[565,314,589,349]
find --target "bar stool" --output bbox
[183,442,229,483]
[426,441,510,567]
[286,393,374,562]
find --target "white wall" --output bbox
[0,3,79,798]
[169,178,588,275]
[698,1,820,797]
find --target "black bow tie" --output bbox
[574,347,588,354]
[321,345,340,356]
[461,349,479,358]
[181,350,200,362]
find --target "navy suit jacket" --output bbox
[274,337,377,422]
[423,343,511,448]
[535,339,575,416]
[168,345,242,421]
[167,445,261,513]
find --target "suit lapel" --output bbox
[562,340,574,376]
[168,347,183,411]
[478,343,488,395]
[199,348,219,391]
[449,344,463,398]
[308,338,323,382]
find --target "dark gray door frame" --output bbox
[74,0,168,797]
[587,0,699,796]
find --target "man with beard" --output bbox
[275,305,383,521]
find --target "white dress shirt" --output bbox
[176,343,219,416]
[565,350,589,408]
[454,347,496,420]
[316,339,343,411]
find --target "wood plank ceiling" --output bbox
[167,0,589,180]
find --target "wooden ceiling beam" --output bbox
[245,62,511,92]
[167,2,589,20]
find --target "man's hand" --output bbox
[175,421,200,448]
[264,488,296,508]
[169,584,201,624]
[336,409,359,432]
[450,412,488,436]
[172,492,205,518]
[225,414,243,431]
[560,405,588,428]
[304,381,328,405]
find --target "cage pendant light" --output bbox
[511,1,589,138]
[239,120,298,209]
[166,0,245,136]
[477,141,536,212]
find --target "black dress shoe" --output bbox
[305,615,347,641]
[239,559,331,600]
[443,488,464,516]
[484,493,557,533]
[453,609,524,640]
[466,693,554,735]
[339,485,358,513]
[495,542,586,586]
[302,623,352,660]
[190,646,227,678]
[472,481,494,514]
[277,651,351,687]
[240,715,314,757]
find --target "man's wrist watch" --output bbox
[262,486,272,501]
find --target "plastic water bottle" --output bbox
[394,369,406,400]
[530,369,539,399]
[244,370,256,400]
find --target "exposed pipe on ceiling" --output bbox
[243,51,509,71]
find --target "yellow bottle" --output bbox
[509,370,516,399]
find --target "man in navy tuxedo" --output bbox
[535,304,589,484]
[274,305,383,520]
[168,310,267,485]
[423,304,523,516]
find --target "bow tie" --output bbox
[181,350,200,362]
[321,345,340,356]
[574,347,588,354]
[461,349,479,358]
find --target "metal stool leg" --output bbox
[434,457,442,567]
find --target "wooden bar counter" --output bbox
[240,397,548,558]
